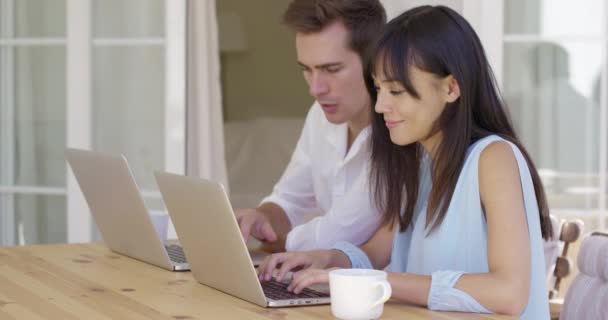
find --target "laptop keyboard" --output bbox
[261,279,329,300]
[165,244,187,264]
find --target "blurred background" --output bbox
[0,0,606,254]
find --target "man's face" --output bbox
[296,21,370,125]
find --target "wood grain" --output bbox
[0,243,518,319]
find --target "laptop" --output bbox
[65,148,189,271]
[154,171,331,307]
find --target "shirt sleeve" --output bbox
[427,270,492,313]
[260,105,318,227]
[284,162,381,251]
[330,245,493,313]
[331,241,373,269]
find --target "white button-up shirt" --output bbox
[261,102,381,251]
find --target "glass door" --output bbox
[0,0,186,245]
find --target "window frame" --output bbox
[469,0,608,231]
[0,0,187,245]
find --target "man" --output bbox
[236,0,387,252]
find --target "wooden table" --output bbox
[0,243,518,319]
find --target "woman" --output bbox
[258,6,552,319]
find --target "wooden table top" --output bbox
[0,243,518,320]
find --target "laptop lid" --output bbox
[154,171,269,307]
[65,148,175,270]
[155,172,330,307]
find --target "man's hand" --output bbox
[236,208,278,243]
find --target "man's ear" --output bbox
[445,75,461,103]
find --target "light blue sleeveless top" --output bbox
[388,135,549,320]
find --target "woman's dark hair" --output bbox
[367,6,553,240]
[282,0,386,61]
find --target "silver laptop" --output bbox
[154,172,331,307]
[65,148,189,271]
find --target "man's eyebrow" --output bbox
[297,61,343,69]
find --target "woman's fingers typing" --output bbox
[288,269,330,293]
[257,251,334,293]
[276,254,311,281]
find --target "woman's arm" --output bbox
[258,222,394,282]
[352,222,395,269]
[453,141,531,314]
[386,141,531,315]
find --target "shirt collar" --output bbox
[326,123,371,162]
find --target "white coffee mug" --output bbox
[329,269,392,320]
[148,210,169,241]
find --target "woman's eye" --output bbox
[390,90,405,95]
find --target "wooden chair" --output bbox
[559,232,608,320]
[548,219,584,299]
[545,218,583,320]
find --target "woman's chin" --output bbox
[389,134,415,146]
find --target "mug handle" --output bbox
[370,280,392,308]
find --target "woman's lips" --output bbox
[385,120,404,129]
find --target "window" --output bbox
[0,0,186,245]
[0,0,67,244]
[501,0,607,231]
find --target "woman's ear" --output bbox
[444,75,461,103]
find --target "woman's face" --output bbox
[373,65,460,152]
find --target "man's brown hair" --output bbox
[282,0,386,60]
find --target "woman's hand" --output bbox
[257,250,334,282]
[288,268,332,293]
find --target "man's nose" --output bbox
[308,73,329,97]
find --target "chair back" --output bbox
[559,232,608,320]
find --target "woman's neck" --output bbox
[420,132,443,161]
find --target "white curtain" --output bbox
[186,0,229,190]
